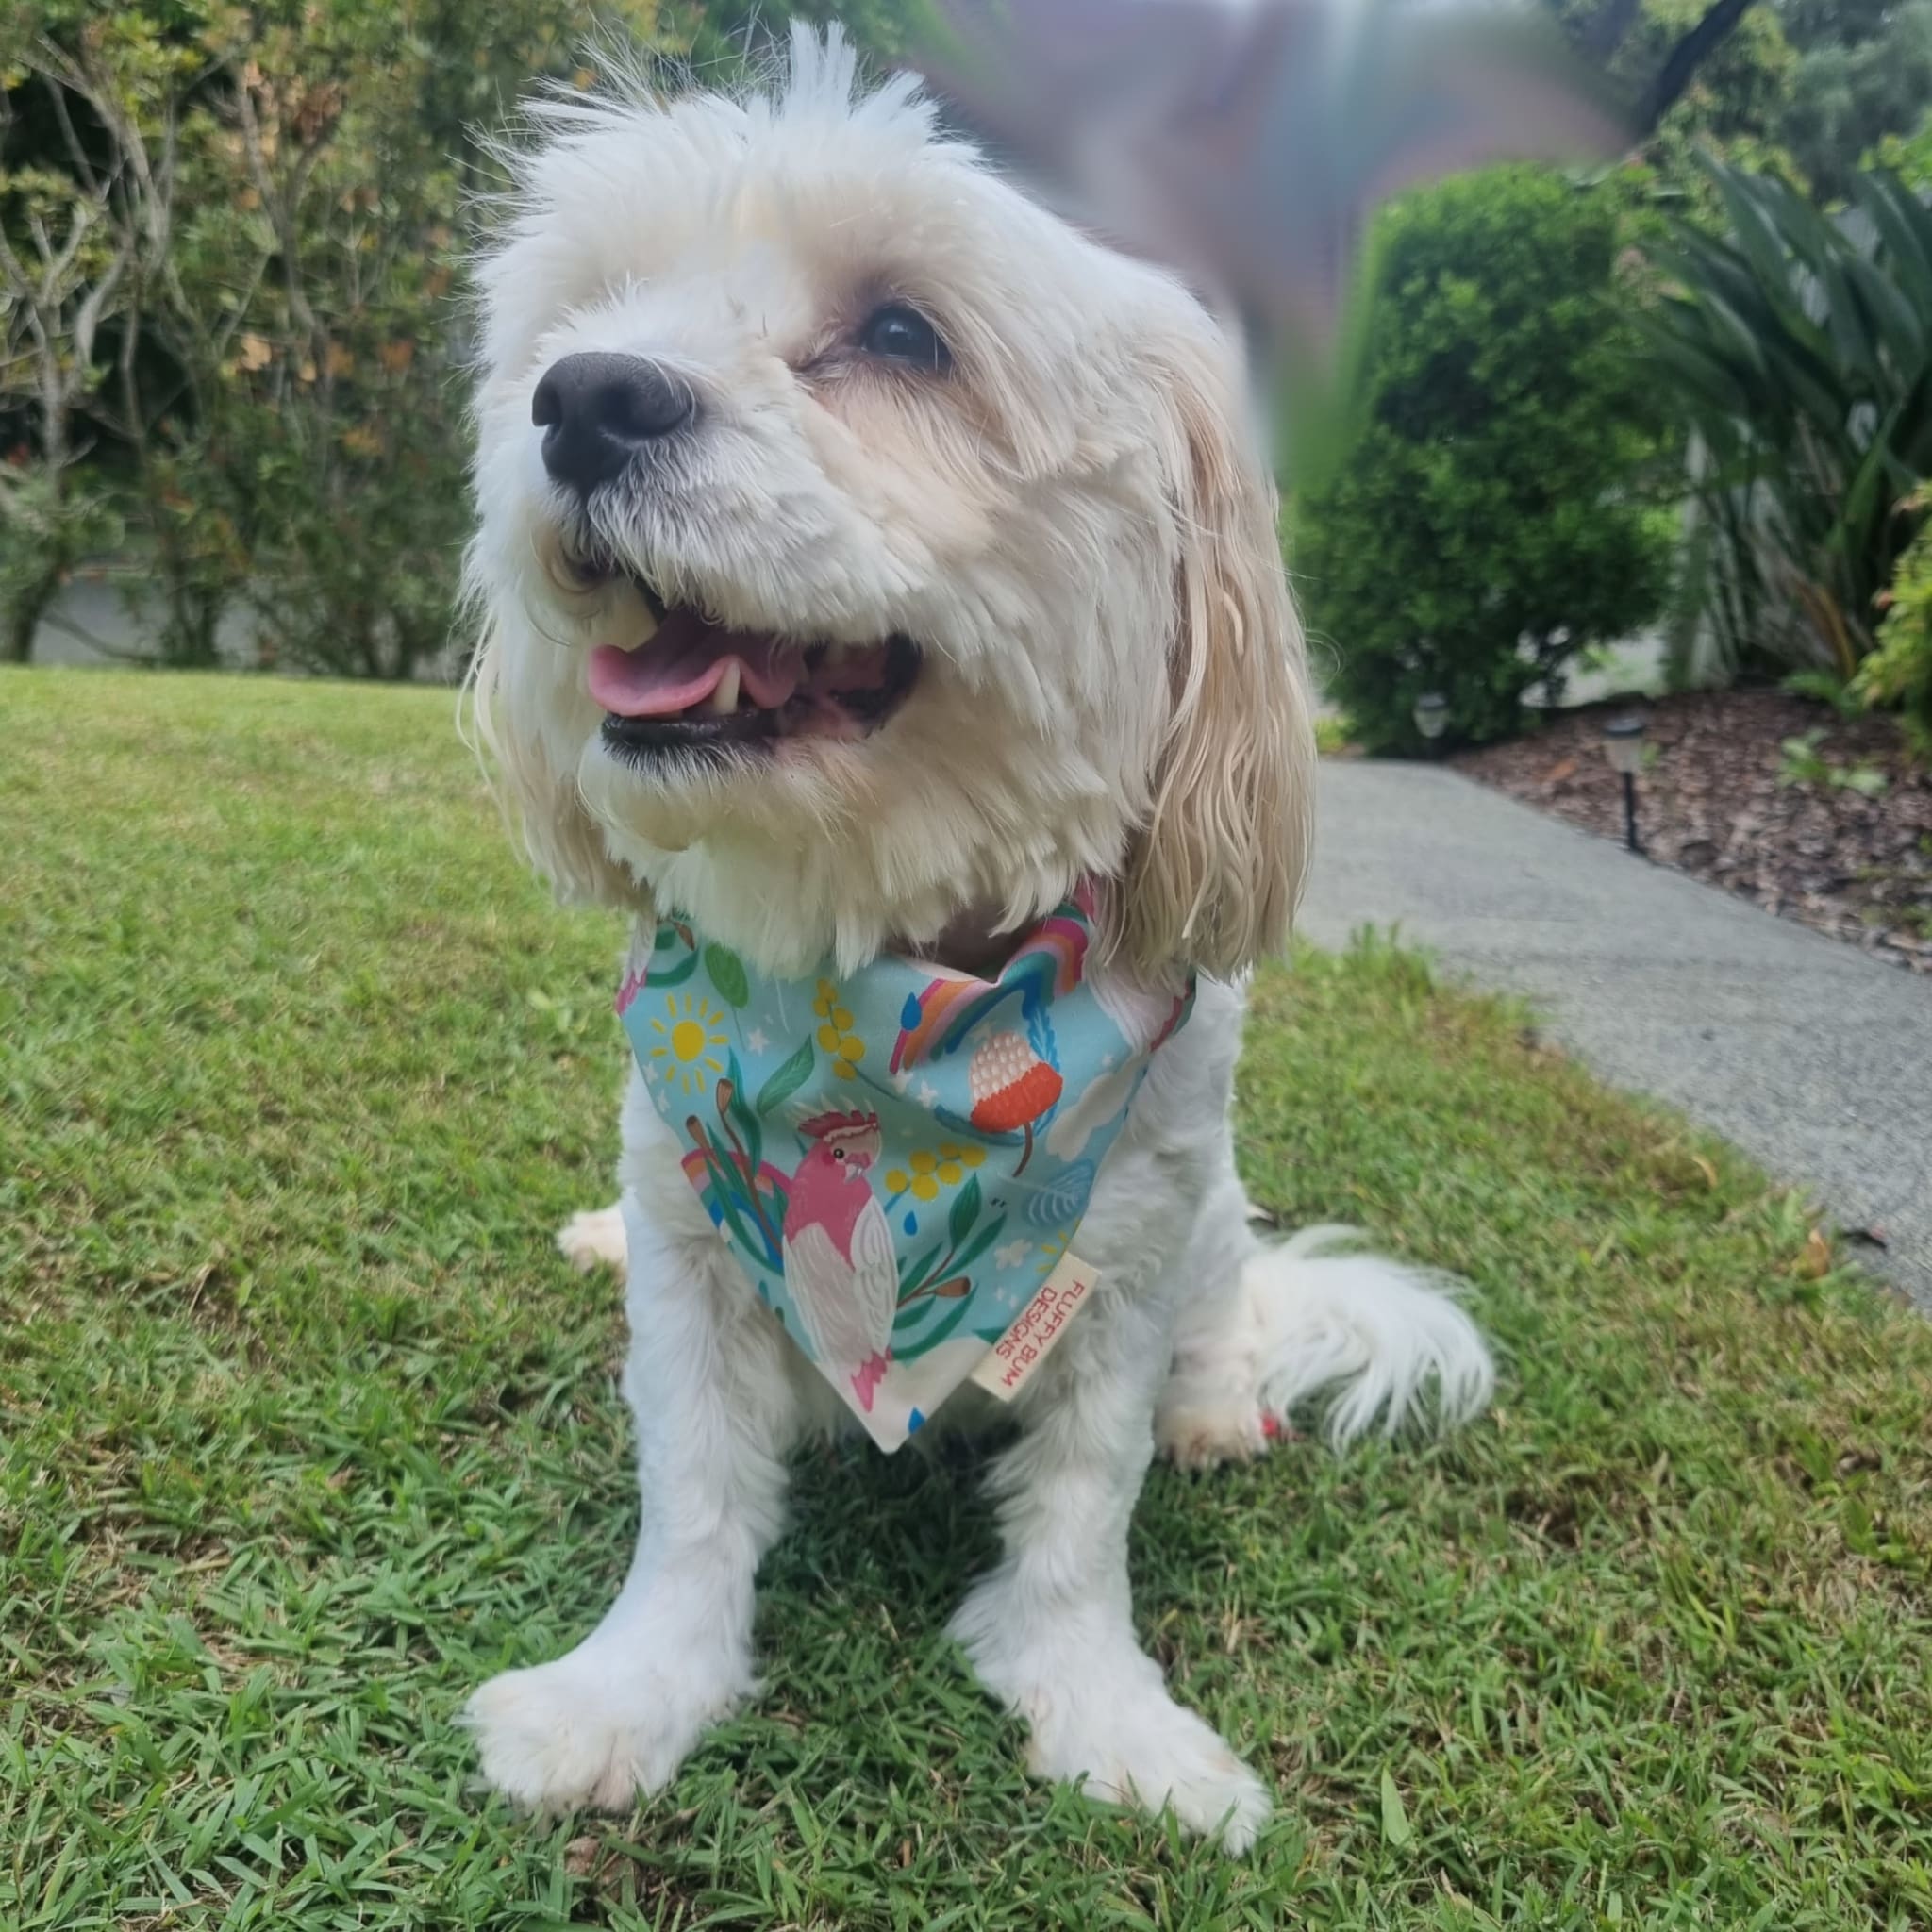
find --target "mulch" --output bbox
[1453,691,1932,974]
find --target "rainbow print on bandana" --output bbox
[889,907,1091,1074]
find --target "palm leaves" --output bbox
[1650,159,1932,680]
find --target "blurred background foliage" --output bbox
[0,0,898,678]
[1296,0,1932,751]
[1,0,1929,754]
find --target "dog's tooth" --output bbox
[709,661,741,716]
[589,576,659,651]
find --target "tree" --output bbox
[146,0,687,680]
[1553,0,1786,136]
[1775,0,1932,205]
[0,133,125,663]
[1631,0,1766,128]
[668,0,911,66]
[6,0,695,677]
[0,17,191,661]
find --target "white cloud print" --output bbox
[1044,1065,1138,1162]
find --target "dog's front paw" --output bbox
[556,1204,628,1274]
[959,1611,1273,1852]
[466,1646,741,1813]
[1027,1681,1273,1851]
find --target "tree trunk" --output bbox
[164,592,225,669]
[2,557,69,665]
[3,604,37,664]
[1632,0,1763,132]
[153,525,228,668]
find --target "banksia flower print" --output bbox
[967,1029,1062,1174]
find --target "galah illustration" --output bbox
[782,1110,900,1411]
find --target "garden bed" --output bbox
[1457,691,1932,974]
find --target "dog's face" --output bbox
[470,36,1311,978]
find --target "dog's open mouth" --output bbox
[583,574,920,758]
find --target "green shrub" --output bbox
[142,1,675,681]
[1859,504,1932,757]
[1292,166,1673,755]
[0,473,122,664]
[1313,711,1357,757]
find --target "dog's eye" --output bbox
[858,304,950,374]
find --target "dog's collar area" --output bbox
[896,901,1041,979]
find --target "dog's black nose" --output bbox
[531,352,694,493]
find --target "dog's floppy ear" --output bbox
[465,610,638,910]
[1118,334,1315,980]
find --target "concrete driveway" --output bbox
[1300,760,1932,1309]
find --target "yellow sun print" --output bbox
[646,991,728,1094]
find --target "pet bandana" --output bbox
[617,892,1194,1451]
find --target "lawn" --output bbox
[4,666,1930,1932]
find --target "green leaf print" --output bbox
[705,942,750,1009]
[947,1174,982,1252]
[650,923,698,986]
[720,1051,762,1174]
[947,1212,1008,1278]
[754,1037,815,1117]
[893,1246,948,1315]
[896,1287,978,1362]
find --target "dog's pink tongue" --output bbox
[589,610,801,717]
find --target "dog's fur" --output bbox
[464,31,1491,1850]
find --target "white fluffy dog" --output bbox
[463,30,1491,1852]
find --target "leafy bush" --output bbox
[154,5,491,680]
[0,55,160,662]
[1859,506,1932,756]
[0,470,122,662]
[1313,711,1357,757]
[1776,724,1891,793]
[1292,165,1673,754]
[1650,158,1932,686]
[145,2,675,679]
[1777,0,1932,205]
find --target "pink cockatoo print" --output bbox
[782,1109,899,1412]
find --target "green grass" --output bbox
[5,667,1931,1932]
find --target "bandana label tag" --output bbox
[969,1250,1099,1401]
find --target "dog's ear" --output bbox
[465,612,639,911]
[1118,335,1315,980]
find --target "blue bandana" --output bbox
[618,893,1193,1450]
